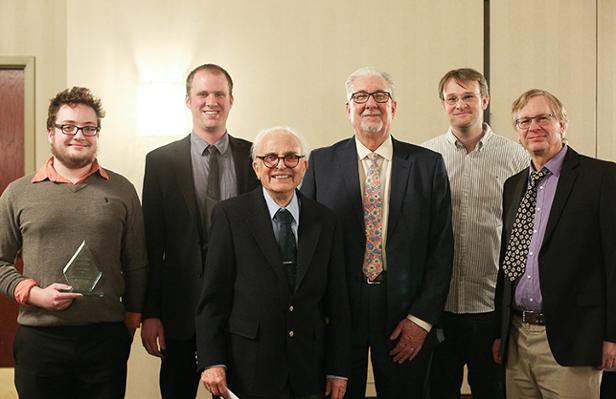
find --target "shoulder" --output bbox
[146,135,190,160]
[228,134,253,149]
[393,137,444,162]
[0,174,36,199]
[100,170,140,197]
[309,137,354,160]
[420,134,448,152]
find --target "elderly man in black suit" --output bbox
[493,89,616,398]
[196,127,351,399]
[301,67,454,398]
[140,64,258,399]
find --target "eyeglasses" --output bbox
[515,113,555,129]
[256,153,305,169]
[350,91,392,104]
[54,124,100,137]
[443,93,480,106]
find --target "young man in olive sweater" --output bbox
[0,87,148,399]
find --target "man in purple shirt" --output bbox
[492,89,616,398]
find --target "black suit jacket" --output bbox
[195,189,351,397]
[495,147,616,366]
[301,137,453,335]
[142,134,258,339]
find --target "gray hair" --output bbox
[251,126,309,160]
[345,67,395,99]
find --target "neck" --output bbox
[530,143,564,171]
[451,124,484,153]
[53,157,93,183]
[357,131,388,152]
[268,190,294,207]
[194,127,226,145]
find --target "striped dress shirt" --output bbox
[422,124,529,313]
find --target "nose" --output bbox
[275,158,288,169]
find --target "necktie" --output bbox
[502,169,548,281]
[362,153,383,281]
[274,208,297,291]
[206,145,221,201]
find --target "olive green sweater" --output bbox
[0,170,148,326]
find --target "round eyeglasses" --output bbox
[256,154,305,169]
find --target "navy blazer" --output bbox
[301,136,453,334]
[195,189,351,397]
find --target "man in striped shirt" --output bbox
[422,68,528,399]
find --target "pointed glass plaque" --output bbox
[62,241,103,297]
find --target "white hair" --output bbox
[251,126,309,160]
[345,67,395,99]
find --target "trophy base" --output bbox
[59,289,104,297]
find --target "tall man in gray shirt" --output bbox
[422,68,528,398]
[140,64,258,399]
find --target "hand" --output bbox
[27,283,81,311]
[602,341,616,369]
[389,318,427,363]
[492,339,502,364]
[141,318,166,358]
[201,366,227,398]
[325,377,347,399]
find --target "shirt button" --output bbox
[289,331,294,337]
[527,275,531,279]
[533,230,537,233]
[289,305,294,312]
[529,298,534,302]
[539,186,544,189]
[529,251,533,256]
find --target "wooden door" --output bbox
[0,67,26,367]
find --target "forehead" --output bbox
[443,78,479,95]
[55,104,97,122]
[190,70,230,93]
[351,75,389,92]
[518,96,552,116]
[259,132,301,154]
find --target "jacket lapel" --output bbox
[337,139,364,232]
[295,192,322,291]
[245,189,290,292]
[542,148,579,248]
[387,137,413,238]
[175,135,201,234]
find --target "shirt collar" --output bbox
[190,131,230,155]
[531,144,568,177]
[446,123,494,151]
[354,135,393,161]
[31,157,109,185]
[262,187,300,224]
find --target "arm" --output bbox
[299,152,317,199]
[195,204,236,370]
[140,153,166,354]
[601,163,616,367]
[406,155,454,325]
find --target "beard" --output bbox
[50,139,96,169]
[360,119,384,134]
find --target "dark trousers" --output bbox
[13,322,131,399]
[346,277,432,399]
[601,371,616,399]
[428,311,504,399]
[160,336,200,399]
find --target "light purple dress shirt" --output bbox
[514,145,568,312]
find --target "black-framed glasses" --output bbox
[515,113,555,129]
[54,124,100,137]
[443,92,480,106]
[350,91,392,104]
[256,153,305,169]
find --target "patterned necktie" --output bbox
[206,145,220,201]
[362,153,383,281]
[274,208,297,291]
[502,168,548,281]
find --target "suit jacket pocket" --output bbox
[229,316,259,339]
[577,291,603,307]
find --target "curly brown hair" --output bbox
[46,87,105,130]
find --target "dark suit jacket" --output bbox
[495,147,616,366]
[300,137,453,335]
[195,189,351,397]
[142,134,258,339]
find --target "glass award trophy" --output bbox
[62,241,104,297]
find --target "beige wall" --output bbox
[1,0,615,398]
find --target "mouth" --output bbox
[271,174,292,180]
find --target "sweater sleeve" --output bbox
[0,184,27,299]
[119,181,148,314]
